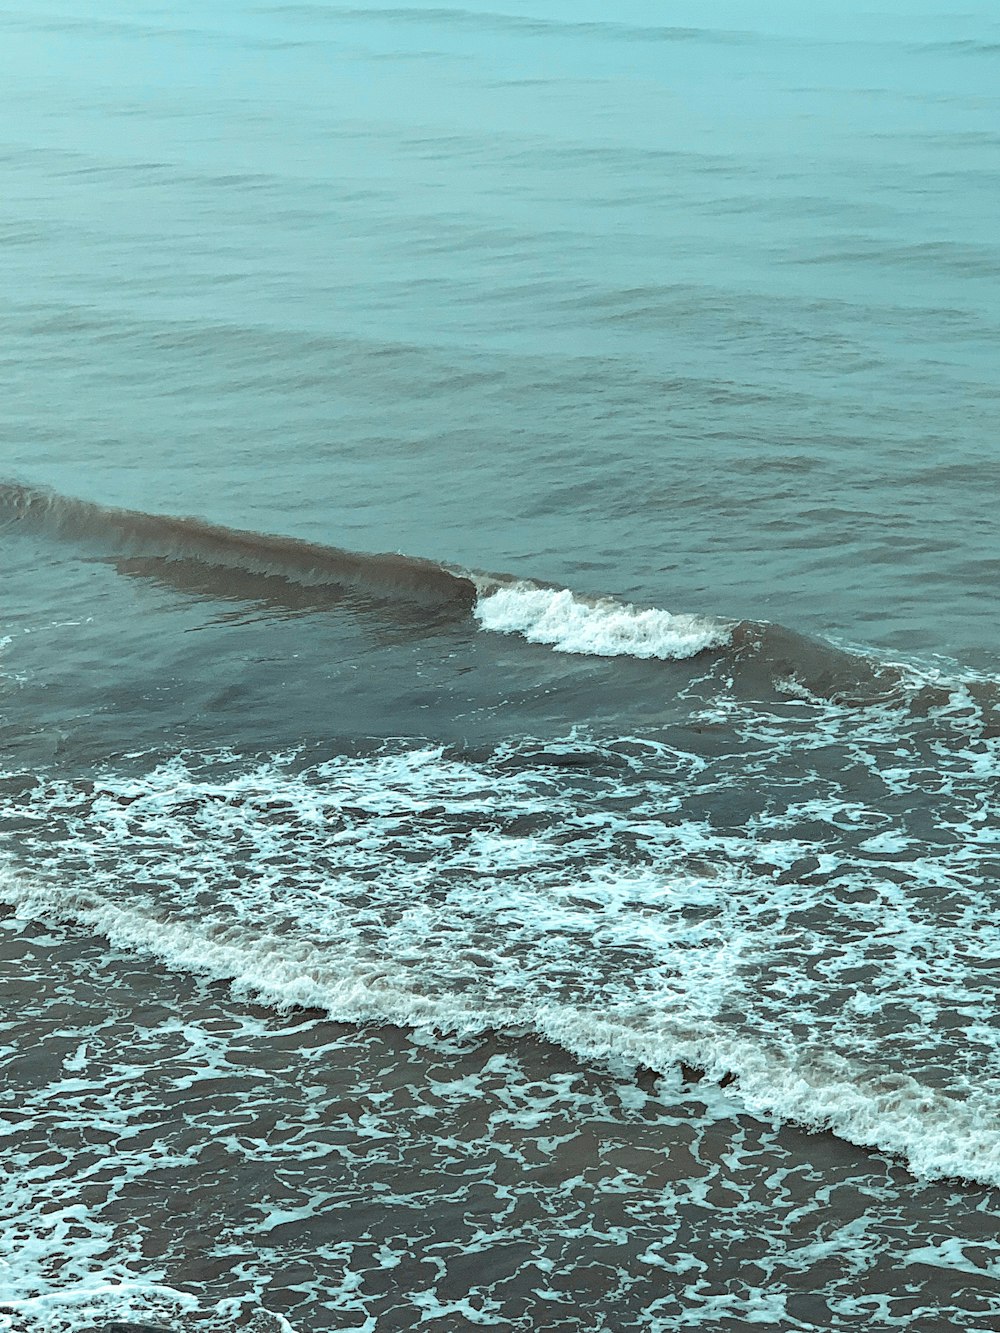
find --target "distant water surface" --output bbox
[2,0,999,654]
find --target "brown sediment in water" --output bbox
[0,482,477,614]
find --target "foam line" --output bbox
[4,862,999,1187]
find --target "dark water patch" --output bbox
[494,746,632,772]
[728,620,904,705]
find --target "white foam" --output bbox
[4,728,1000,1188]
[0,1276,199,1333]
[6,851,1000,1189]
[473,582,731,660]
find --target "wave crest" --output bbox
[474,581,732,661]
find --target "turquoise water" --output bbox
[3,0,999,655]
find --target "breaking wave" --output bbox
[4,483,993,702]
[473,581,732,660]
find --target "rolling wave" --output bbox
[0,483,965,700]
[0,482,476,613]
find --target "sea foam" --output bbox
[4,720,1000,1189]
[4,856,1000,1189]
[473,581,731,660]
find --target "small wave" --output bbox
[0,482,476,613]
[5,483,992,700]
[473,580,732,661]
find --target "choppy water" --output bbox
[2,2,1000,1330]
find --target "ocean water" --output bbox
[2,2,1000,1329]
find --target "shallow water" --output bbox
[2,1,1000,1329]
[6,914,1000,1332]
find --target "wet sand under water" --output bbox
[2,910,1000,1332]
